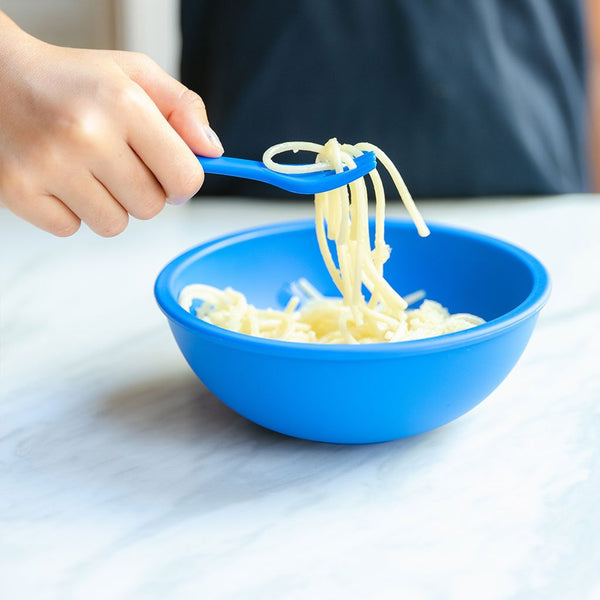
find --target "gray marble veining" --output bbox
[1,196,599,599]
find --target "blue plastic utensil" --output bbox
[196,152,377,194]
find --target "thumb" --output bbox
[111,51,224,157]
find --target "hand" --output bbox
[0,13,224,237]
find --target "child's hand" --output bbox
[0,13,223,237]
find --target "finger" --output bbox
[2,192,81,237]
[54,173,129,237]
[92,143,167,218]
[112,51,223,156]
[168,88,224,157]
[123,84,207,204]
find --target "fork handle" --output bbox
[196,156,273,185]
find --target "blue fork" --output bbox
[196,152,377,194]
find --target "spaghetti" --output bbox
[178,139,484,344]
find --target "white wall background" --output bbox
[115,0,180,77]
[1,0,181,77]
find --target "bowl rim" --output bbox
[154,218,551,359]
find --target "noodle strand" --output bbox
[178,139,484,344]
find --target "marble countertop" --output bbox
[1,195,599,600]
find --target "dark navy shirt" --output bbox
[181,0,589,197]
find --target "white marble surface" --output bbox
[1,195,599,600]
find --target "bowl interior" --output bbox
[167,220,536,323]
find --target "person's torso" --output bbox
[181,0,589,197]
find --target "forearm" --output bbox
[587,0,600,192]
[0,11,37,58]
[591,72,600,193]
[0,9,19,34]
[0,11,35,74]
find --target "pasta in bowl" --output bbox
[154,139,550,443]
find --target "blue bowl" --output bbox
[155,219,550,444]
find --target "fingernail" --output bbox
[203,125,224,152]
[166,195,189,206]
